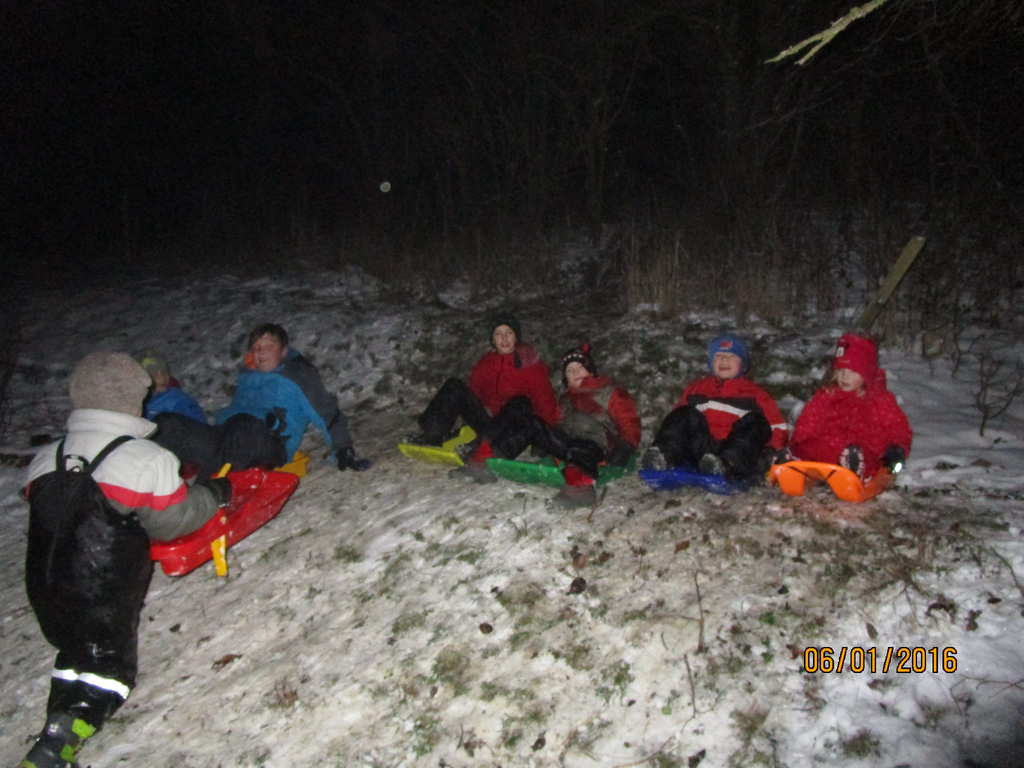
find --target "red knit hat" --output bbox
[833,333,878,381]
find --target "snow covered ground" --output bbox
[2,263,1023,768]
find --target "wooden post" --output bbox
[855,235,926,332]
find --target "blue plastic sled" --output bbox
[638,467,744,495]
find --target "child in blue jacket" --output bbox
[217,323,371,471]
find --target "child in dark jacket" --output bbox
[643,334,788,485]
[20,351,227,768]
[411,314,560,482]
[551,344,641,507]
[790,333,912,480]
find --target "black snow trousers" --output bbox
[26,491,153,730]
[653,406,771,481]
[152,412,287,478]
[488,399,605,478]
[416,378,495,444]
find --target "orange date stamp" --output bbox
[802,646,957,674]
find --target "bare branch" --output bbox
[767,0,891,66]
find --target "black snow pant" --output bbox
[417,378,495,444]
[417,381,605,475]
[488,399,606,478]
[25,497,153,730]
[653,406,771,482]
[152,412,287,478]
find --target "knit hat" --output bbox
[138,351,169,378]
[833,333,878,381]
[69,351,152,416]
[707,334,750,374]
[561,343,598,383]
[488,314,522,344]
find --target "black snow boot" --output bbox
[20,711,96,768]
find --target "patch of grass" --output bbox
[839,728,880,758]
[432,645,473,696]
[563,717,612,760]
[494,581,546,616]
[333,543,363,562]
[267,679,299,710]
[509,630,533,651]
[557,642,594,671]
[731,706,769,745]
[596,660,634,703]
[411,714,442,756]
[391,610,429,636]
[376,549,413,596]
[456,549,484,565]
[480,680,510,701]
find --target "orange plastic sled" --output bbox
[768,460,893,503]
[150,468,300,576]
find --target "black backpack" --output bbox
[28,435,135,585]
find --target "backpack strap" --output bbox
[56,434,135,477]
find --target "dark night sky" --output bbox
[4,1,1022,282]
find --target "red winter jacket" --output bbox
[468,343,560,425]
[790,369,912,478]
[674,375,788,450]
[561,375,641,448]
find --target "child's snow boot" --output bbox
[20,711,96,768]
[698,452,726,476]
[448,439,497,484]
[553,465,597,508]
[641,445,667,471]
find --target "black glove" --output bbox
[197,477,232,507]
[881,445,906,473]
[338,446,372,471]
[606,436,635,468]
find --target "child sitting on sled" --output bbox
[790,333,911,480]
[153,323,370,476]
[408,313,560,483]
[549,343,641,507]
[642,334,788,486]
[139,351,206,424]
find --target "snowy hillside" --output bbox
[2,265,1023,768]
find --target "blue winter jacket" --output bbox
[144,386,207,424]
[215,349,352,461]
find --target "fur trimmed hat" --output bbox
[488,314,522,344]
[707,334,750,374]
[70,351,152,416]
[833,333,878,382]
[560,343,598,382]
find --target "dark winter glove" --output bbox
[606,436,635,468]
[337,446,372,472]
[881,445,906,474]
[197,477,232,507]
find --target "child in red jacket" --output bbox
[643,334,788,485]
[790,333,912,480]
[553,344,641,507]
[410,314,560,481]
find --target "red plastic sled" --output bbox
[150,468,300,576]
[768,460,893,503]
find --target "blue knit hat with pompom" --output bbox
[707,334,750,374]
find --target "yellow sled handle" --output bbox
[211,464,232,577]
